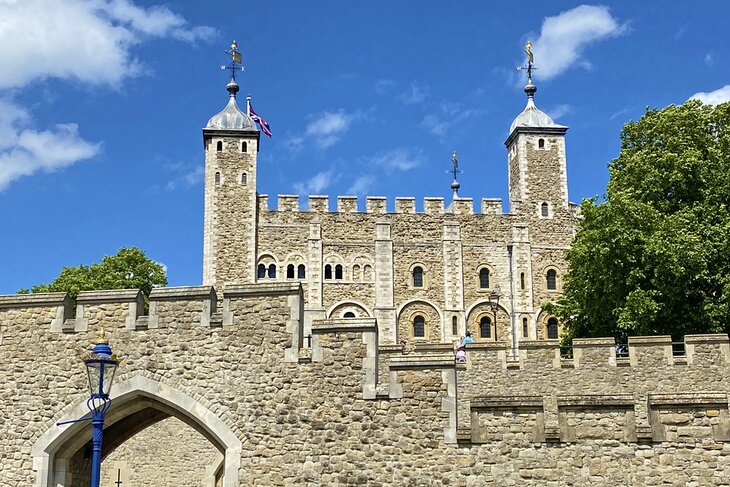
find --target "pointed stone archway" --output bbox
[31,375,242,487]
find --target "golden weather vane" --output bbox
[221,40,244,81]
[517,40,537,84]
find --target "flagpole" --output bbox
[246,96,252,116]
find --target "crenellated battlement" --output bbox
[1,288,728,372]
[255,193,505,215]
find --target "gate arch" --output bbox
[31,375,242,487]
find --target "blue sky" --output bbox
[0,1,728,294]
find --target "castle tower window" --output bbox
[297,264,306,279]
[216,141,223,152]
[541,202,549,217]
[479,268,490,289]
[344,311,356,318]
[413,315,425,338]
[363,264,373,281]
[324,264,332,280]
[286,264,295,279]
[547,317,559,339]
[215,172,221,186]
[353,264,361,281]
[538,138,545,149]
[335,264,343,280]
[268,264,277,279]
[523,318,528,337]
[546,269,557,290]
[452,316,458,335]
[257,264,266,279]
[479,316,491,338]
[241,173,247,185]
[520,272,525,290]
[412,266,424,287]
[241,141,247,152]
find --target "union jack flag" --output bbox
[249,104,272,137]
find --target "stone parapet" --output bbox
[75,289,144,332]
[0,292,72,332]
[149,286,217,329]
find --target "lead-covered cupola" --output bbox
[205,79,258,132]
[505,43,567,146]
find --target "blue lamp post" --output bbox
[83,329,119,487]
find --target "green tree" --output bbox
[552,100,730,341]
[24,247,167,300]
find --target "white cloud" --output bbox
[531,5,626,81]
[163,162,204,191]
[289,109,357,150]
[347,174,375,196]
[689,85,730,105]
[346,148,422,197]
[0,0,213,191]
[293,170,335,195]
[546,104,572,120]
[0,0,215,89]
[399,83,430,105]
[0,100,100,190]
[704,53,714,68]
[370,148,423,173]
[421,102,480,136]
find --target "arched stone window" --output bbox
[522,317,528,337]
[214,172,221,186]
[479,316,491,339]
[547,317,559,339]
[268,264,276,279]
[538,138,545,149]
[241,141,247,153]
[286,264,295,279]
[257,264,266,279]
[546,269,557,290]
[412,266,424,287]
[353,264,361,281]
[344,311,356,318]
[413,315,425,338]
[241,172,247,185]
[520,272,525,290]
[324,264,332,280]
[452,316,458,335]
[541,202,549,217]
[363,264,373,281]
[335,264,343,280]
[297,264,306,279]
[216,141,223,152]
[479,268,490,289]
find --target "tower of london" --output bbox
[202,55,578,350]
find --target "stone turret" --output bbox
[505,68,569,216]
[202,49,260,289]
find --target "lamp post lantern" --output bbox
[83,329,119,487]
[488,287,501,341]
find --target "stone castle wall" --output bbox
[2,284,730,486]
[203,122,578,351]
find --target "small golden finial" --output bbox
[96,328,108,344]
[525,41,534,64]
[231,40,238,51]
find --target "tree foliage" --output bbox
[24,247,167,300]
[553,100,730,341]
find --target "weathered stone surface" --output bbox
[2,286,730,486]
